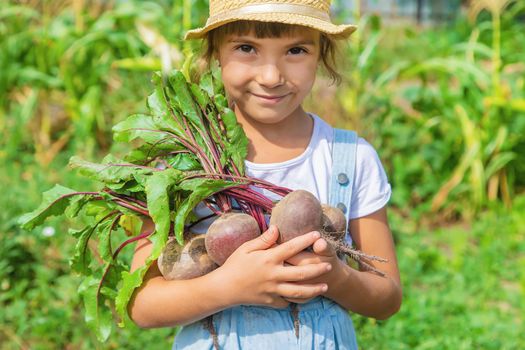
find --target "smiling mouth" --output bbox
[252,93,289,100]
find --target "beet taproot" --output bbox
[158,233,217,280]
[321,204,347,239]
[205,212,261,265]
[269,190,322,243]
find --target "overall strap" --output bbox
[329,128,358,244]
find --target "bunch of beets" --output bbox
[20,69,386,343]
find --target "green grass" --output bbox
[354,197,525,349]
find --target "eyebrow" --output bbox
[228,38,316,46]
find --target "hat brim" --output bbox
[184,12,357,40]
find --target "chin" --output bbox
[247,109,289,124]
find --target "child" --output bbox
[129,1,402,349]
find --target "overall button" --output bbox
[336,203,347,213]
[337,173,349,185]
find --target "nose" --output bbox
[256,63,284,89]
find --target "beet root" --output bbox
[158,233,217,280]
[269,189,323,243]
[205,212,261,265]
[270,190,388,276]
[321,204,347,239]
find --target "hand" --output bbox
[217,226,332,309]
[284,237,343,304]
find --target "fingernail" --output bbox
[312,231,320,239]
[321,284,328,292]
[326,264,332,271]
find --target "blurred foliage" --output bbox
[354,195,525,349]
[308,0,525,222]
[1,0,524,349]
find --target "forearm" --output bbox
[326,261,402,320]
[129,268,233,328]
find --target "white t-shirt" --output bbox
[191,113,391,234]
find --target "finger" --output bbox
[272,231,321,261]
[276,282,328,300]
[312,238,336,257]
[277,263,332,282]
[240,225,279,252]
[285,251,320,266]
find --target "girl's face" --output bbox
[217,28,320,126]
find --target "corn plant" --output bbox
[331,1,525,220]
[1,0,211,167]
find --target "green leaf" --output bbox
[213,94,229,109]
[199,70,215,97]
[145,168,184,252]
[190,83,225,154]
[119,215,143,237]
[112,113,174,145]
[65,195,93,219]
[115,266,148,327]
[70,155,157,185]
[124,139,186,164]
[83,199,119,219]
[148,74,188,140]
[211,66,224,95]
[189,82,212,108]
[18,185,92,230]
[69,226,94,275]
[219,107,248,173]
[97,220,115,263]
[167,153,202,171]
[78,276,113,342]
[169,71,203,128]
[198,66,224,98]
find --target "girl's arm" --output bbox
[329,206,401,319]
[128,221,332,328]
[286,207,402,320]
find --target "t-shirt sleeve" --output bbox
[349,138,392,220]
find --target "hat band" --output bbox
[207,3,331,25]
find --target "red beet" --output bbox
[269,190,323,243]
[269,190,388,276]
[158,233,217,280]
[205,212,261,265]
[321,204,347,239]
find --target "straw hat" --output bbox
[184,0,357,40]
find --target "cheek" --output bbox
[291,64,317,94]
[220,63,250,95]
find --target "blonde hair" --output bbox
[199,20,343,86]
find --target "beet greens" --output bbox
[19,68,289,341]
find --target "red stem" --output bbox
[97,228,156,299]
[112,199,150,216]
[104,189,148,208]
[183,172,291,195]
[161,86,216,174]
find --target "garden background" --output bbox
[1,0,524,349]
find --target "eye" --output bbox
[236,44,255,54]
[288,47,308,55]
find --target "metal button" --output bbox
[337,173,349,185]
[336,202,347,213]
